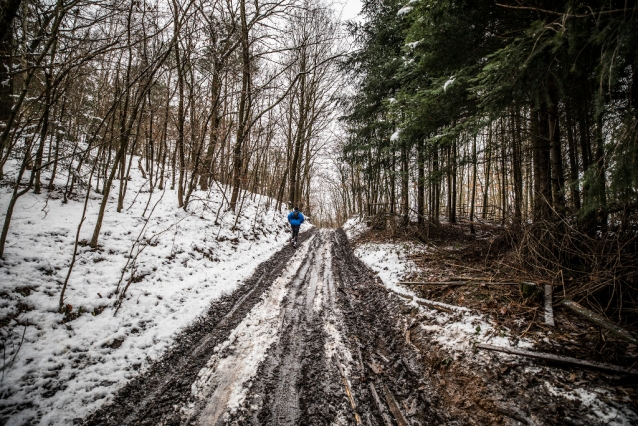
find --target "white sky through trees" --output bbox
[335,0,362,22]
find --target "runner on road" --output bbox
[287,207,305,247]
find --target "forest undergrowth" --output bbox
[355,214,638,371]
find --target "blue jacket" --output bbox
[288,210,305,227]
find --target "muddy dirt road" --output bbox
[84,229,636,426]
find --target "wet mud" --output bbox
[84,228,635,426]
[83,231,315,426]
[228,232,351,425]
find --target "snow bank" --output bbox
[0,158,302,425]
[352,242,532,357]
[341,216,367,240]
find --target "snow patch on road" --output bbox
[187,237,314,424]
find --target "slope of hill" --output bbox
[0,159,301,425]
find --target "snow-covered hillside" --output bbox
[0,159,303,425]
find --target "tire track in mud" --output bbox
[183,234,317,425]
[330,229,448,425]
[228,230,354,426]
[83,230,316,426]
[85,228,638,426]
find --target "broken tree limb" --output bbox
[399,280,556,286]
[368,383,393,426]
[341,375,362,425]
[335,356,362,425]
[414,299,452,313]
[386,286,468,312]
[414,297,469,312]
[400,281,467,286]
[399,281,522,286]
[544,284,554,326]
[382,384,409,426]
[476,343,638,375]
[389,289,413,299]
[559,299,638,345]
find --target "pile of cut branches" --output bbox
[512,219,638,324]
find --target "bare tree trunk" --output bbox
[417,139,424,224]
[173,2,186,208]
[0,141,35,258]
[289,49,307,209]
[512,106,523,226]
[548,83,566,215]
[446,145,452,220]
[433,146,439,223]
[594,111,607,228]
[532,103,551,221]
[451,138,457,223]
[500,119,507,225]
[0,0,22,138]
[482,125,492,221]
[401,145,409,223]
[229,0,251,212]
[47,100,65,191]
[34,70,53,194]
[565,102,581,212]
[469,134,477,234]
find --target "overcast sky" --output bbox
[335,0,363,22]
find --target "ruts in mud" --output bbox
[85,229,634,426]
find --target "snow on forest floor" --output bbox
[350,234,532,357]
[0,158,306,425]
[343,217,638,426]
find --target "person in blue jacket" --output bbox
[287,206,305,246]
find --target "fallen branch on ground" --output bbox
[335,355,362,425]
[368,383,393,426]
[385,286,468,312]
[399,281,524,286]
[414,299,453,313]
[476,343,638,375]
[399,280,559,287]
[382,384,409,426]
[559,299,638,345]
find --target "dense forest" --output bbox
[341,1,638,317]
[1,1,638,422]
[2,0,637,317]
[0,0,347,261]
